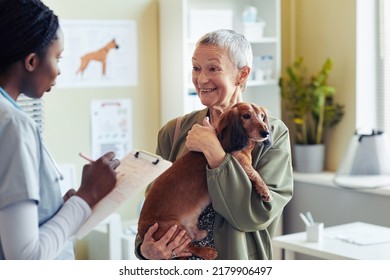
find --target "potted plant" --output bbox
[279,57,345,172]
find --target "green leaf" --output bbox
[279,57,345,144]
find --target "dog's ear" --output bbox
[260,106,271,132]
[260,106,269,125]
[217,107,248,153]
[258,106,273,147]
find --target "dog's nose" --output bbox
[261,131,270,138]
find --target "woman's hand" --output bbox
[186,117,226,168]
[186,117,217,152]
[76,151,120,208]
[140,223,192,260]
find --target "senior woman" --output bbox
[135,29,293,260]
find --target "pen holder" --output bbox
[306,222,324,242]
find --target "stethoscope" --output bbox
[0,87,64,182]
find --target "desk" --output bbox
[284,173,390,237]
[273,222,390,260]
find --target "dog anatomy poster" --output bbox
[56,20,137,88]
[91,98,132,160]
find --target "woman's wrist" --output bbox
[138,243,149,260]
[204,148,226,169]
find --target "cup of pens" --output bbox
[300,212,324,243]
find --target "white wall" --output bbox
[282,0,356,171]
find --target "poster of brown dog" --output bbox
[76,39,119,76]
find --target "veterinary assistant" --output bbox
[0,0,120,259]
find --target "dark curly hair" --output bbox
[0,0,59,73]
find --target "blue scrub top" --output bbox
[0,88,74,259]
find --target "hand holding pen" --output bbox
[62,151,93,202]
[76,151,120,208]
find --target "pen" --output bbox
[79,152,95,163]
[299,212,311,227]
[306,211,315,224]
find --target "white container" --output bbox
[306,222,324,242]
[243,22,265,41]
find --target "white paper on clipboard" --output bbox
[75,150,172,239]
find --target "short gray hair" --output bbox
[196,29,253,69]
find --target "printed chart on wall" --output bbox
[91,99,132,160]
[57,19,137,88]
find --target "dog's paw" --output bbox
[190,246,218,260]
[261,192,273,202]
[202,248,218,260]
[254,184,273,202]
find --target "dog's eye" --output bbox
[242,113,251,119]
[260,113,265,120]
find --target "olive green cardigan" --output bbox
[135,108,293,260]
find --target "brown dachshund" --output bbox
[76,39,119,76]
[137,102,272,260]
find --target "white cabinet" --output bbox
[158,0,281,126]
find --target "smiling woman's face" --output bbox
[191,44,243,110]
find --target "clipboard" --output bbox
[75,150,172,239]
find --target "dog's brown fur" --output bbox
[76,39,119,76]
[138,102,272,260]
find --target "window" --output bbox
[356,0,390,139]
[16,95,44,134]
[378,0,390,136]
